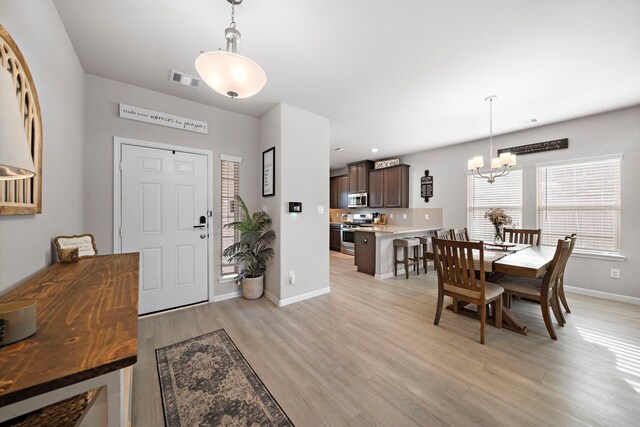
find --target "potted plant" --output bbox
[223,196,276,299]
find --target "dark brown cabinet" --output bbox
[330,175,349,209]
[347,161,374,193]
[330,226,341,252]
[354,231,376,275]
[368,164,410,208]
[368,169,384,208]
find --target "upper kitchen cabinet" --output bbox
[347,161,374,193]
[330,175,350,209]
[368,164,410,208]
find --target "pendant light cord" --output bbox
[230,1,236,28]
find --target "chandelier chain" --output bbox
[230,1,236,28]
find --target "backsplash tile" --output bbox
[330,207,443,229]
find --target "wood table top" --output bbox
[0,253,139,406]
[493,245,558,278]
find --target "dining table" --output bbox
[447,243,559,335]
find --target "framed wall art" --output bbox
[262,147,275,197]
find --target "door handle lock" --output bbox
[200,234,206,239]
[193,215,207,229]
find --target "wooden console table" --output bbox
[0,253,139,426]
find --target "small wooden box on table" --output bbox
[0,253,139,426]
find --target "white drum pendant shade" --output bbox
[0,67,35,180]
[195,51,266,99]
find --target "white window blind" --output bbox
[467,169,522,242]
[537,155,621,253]
[221,158,240,275]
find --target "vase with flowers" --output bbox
[484,208,512,244]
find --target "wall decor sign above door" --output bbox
[118,103,208,134]
[498,138,568,156]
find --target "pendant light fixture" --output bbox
[467,96,516,184]
[0,66,35,180]
[195,0,266,99]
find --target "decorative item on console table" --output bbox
[484,208,512,244]
[54,234,98,260]
[223,196,276,299]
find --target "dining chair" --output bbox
[495,237,573,340]
[436,229,452,239]
[557,234,577,316]
[502,228,541,246]
[450,227,469,241]
[416,230,450,274]
[432,238,504,344]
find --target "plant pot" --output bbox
[242,276,264,300]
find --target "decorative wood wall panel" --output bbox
[0,24,42,215]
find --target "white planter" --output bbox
[242,276,264,300]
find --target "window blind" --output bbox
[467,169,523,242]
[537,155,621,253]
[221,159,240,275]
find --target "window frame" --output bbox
[466,167,523,242]
[535,153,623,258]
[220,155,242,280]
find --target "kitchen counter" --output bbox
[351,225,437,235]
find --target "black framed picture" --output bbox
[262,147,275,197]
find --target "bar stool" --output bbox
[393,238,421,279]
[417,236,435,274]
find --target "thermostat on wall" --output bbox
[288,202,302,213]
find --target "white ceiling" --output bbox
[53,0,640,169]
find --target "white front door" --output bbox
[120,144,209,314]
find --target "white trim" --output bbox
[212,290,243,302]
[217,274,238,284]
[266,287,331,307]
[565,286,640,306]
[113,136,216,301]
[220,154,242,163]
[571,250,626,262]
[535,152,623,168]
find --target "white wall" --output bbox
[83,74,260,296]
[259,104,331,304]
[402,106,640,298]
[0,0,85,293]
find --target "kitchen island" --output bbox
[354,225,441,279]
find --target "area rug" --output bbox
[156,329,294,427]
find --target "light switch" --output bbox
[403,213,407,219]
[424,214,429,220]
[317,205,324,214]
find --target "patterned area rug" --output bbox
[156,329,294,427]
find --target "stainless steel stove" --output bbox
[340,214,373,255]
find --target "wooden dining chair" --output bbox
[450,227,469,241]
[495,237,573,340]
[432,238,504,344]
[557,234,577,316]
[436,229,452,239]
[502,228,541,246]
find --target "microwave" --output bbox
[348,193,368,208]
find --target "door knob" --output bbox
[200,234,206,239]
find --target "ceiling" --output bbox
[53,0,640,169]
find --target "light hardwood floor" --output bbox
[133,252,640,426]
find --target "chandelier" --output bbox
[467,96,516,184]
[195,0,266,99]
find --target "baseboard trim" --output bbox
[564,286,640,305]
[212,290,242,302]
[266,287,331,307]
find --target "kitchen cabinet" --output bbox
[347,161,374,193]
[330,175,349,209]
[368,164,410,208]
[330,225,341,252]
[354,231,376,275]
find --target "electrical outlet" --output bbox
[610,269,620,279]
[424,214,429,220]
[403,213,407,219]
[289,271,295,284]
[390,213,393,219]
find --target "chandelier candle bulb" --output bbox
[491,158,501,169]
[499,152,512,165]
[509,154,517,166]
[467,159,475,170]
[473,156,484,168]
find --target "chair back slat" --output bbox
[503,228,541,246]
[436,229,452,239]
[433,238,486,302]
[450,227,470,241]
[539,237,572,300]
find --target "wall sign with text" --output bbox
[420,170,433,203]
[119,103,208,134]
[262,147,275,197]
[498,138,568,156]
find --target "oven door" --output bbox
[340,228,355,255]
